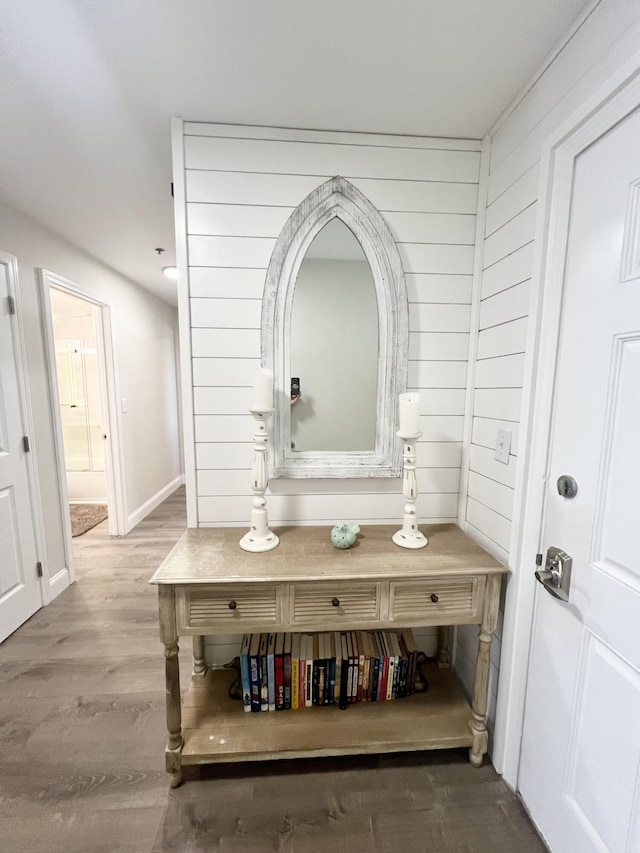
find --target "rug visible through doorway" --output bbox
[70,503,108,537]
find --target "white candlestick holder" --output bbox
[392,430,428,549]
[239,408,280,553]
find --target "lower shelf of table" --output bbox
[177,661,474,766]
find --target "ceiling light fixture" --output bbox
[162,266,178,281]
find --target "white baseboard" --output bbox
[48,566,71,602]
[125,475,182,533]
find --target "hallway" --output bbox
[0,489,544,852]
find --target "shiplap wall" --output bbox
[177,123,481,528]
[456,0,640,734]
[174,122,481,666]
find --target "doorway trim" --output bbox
[39,271,127,565]
[493,51,640,788]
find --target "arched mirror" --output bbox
[262,176,408,478]
[290,219,378,453]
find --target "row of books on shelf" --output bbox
[239,629,421,713]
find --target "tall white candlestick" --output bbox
[399,392,420,435]
[253,367,273,411]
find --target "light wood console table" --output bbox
[150,523,506,787]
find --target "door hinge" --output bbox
[36,561,43,578]
[535,553,543,566]
[7,295,16,314]
[23,435,30,452]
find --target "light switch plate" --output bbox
[121,398,128,414]
[495,428,512,464]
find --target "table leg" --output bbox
[437,626,451,667]
[159,586,183,787]
[192,635,206,676]
[469,574,500,767]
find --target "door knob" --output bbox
[535,546,572,602]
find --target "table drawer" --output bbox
[389,576,483,624]
[290,582,380,626]
[177,584,279,631]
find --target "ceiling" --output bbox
[0,0,589,305]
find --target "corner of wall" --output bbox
[457,135,492,532]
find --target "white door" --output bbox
[0,257,43,642]
[519,108,640,851]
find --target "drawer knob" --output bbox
[331,597,340,607]
[228,600,237,610]
[430,593,439,603]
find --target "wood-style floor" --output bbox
[0,488,546,852]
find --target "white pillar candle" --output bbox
[252,367,273,411]
[399,392,420,435]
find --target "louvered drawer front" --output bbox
[290,582,380,626]
[390,577,482,624]
[182,584,278,630]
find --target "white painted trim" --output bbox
[172,117,198,527]
[48,567,71,600]
[125,475,182,532]
[0,251,48,604]
[458,136,491,528]
[39,278,78,586]
[492,51,640,788]
[262,175,408,479]
[39,270,128,573]
[489,0,602,137]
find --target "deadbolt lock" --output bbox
[556,475,578,498]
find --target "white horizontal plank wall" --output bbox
[456,0,640,741]
[176,122,481,667]
[177,122,481,534]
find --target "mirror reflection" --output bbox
[290,218,379,453]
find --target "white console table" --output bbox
[150,523,506,787]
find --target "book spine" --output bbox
[240,634,251,712]
[283,635,292,710]
[328,653,336,705]
[333,632,341,705]
[305,656,313,708]
[322,634,330,705]
[275,650,284,711]
[317,658,325,706]
[249,641,260,712]
[397,637,408,698]
[349,632,357,704]
[339,634,349,710]
[378,632,388,701]
[361,635,370,701]
[292,648,299,711]
[386,649,395,702]
[260,637,269,712]
[267,634,276,711]
[299,644,306,709]
[371,646,380,702]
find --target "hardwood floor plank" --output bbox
[0,486,545,852]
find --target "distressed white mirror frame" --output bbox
[262,176,408,478]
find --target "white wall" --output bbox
[177,122,480,527]
[175,122,481,667]
[0,198,181,586]
[457,0,640,740]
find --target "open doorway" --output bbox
[40,271,126,547]
[51,288,108,534]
